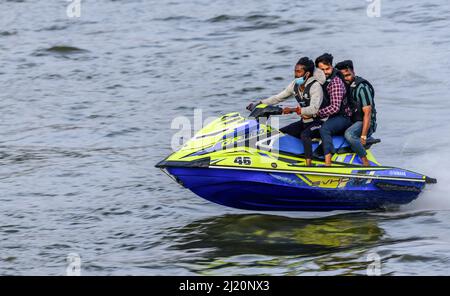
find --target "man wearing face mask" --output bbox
[246,57,326,166]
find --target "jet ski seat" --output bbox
[274,134,381,156]
[336,138,381,154]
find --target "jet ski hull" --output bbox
[158,110,436,212]
[166,167,426,211]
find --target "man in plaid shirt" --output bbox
[315,53,353,166]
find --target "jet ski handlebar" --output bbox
[248,104,283,119]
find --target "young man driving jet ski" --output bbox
[246,57,326,166]
[336,60,377,166]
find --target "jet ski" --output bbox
[156,104,437,211]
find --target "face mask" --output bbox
[294,77,305,86]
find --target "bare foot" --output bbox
[361,156,370,166]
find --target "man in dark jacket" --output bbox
[246,57,326,166]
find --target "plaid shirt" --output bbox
[319,76,351,118]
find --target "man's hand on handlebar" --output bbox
[246,101,261,111]
[282,106,301,115]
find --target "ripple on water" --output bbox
[277,26,316,34]
[35,25,69,32]
[43,46,88,54]
[233,20,295,32]
[31,46,91,60]
[104,127,142,138]
[153,16,196,21]
[206,15,241,23]
[0,31,18,36]
[0,147,90,164]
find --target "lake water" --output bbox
[1,0,450,275]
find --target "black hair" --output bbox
[296,57,315,75]
[315,53,334,67]
[335,60,354,71]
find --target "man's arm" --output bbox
[261,81,295,105]
[300,82,323,116]
[361,106,372,144]
[358,83,374,144]
[318,77,346,118]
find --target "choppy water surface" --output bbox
[1,0,450,275]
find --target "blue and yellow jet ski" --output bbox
[156,105,437,211]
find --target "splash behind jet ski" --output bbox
[156,104,436,212]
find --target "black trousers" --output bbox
[280,119,322,159]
